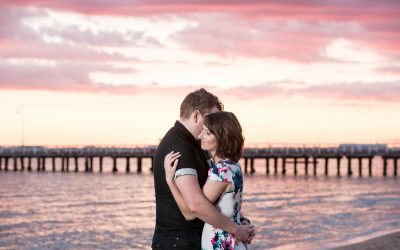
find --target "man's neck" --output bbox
[178,119,196,139]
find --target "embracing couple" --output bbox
[152,88,255,250]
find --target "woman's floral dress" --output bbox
[201,159,248,250]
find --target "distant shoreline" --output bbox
[330,231,400,250]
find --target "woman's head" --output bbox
[199,111,244,163]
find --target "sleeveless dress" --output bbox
[201,159,249,250]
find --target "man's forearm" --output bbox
[189,196,238,234]
[175,175,239,234]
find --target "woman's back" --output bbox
[202,159,247,250]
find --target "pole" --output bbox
[17,105,25,146]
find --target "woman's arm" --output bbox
[164,152,196,220]
[202,179,230,203]
[201,161,231,203]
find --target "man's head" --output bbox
[179,88,224,138]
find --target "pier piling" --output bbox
[0,146,398,176]
[137,157,142,173]
[99,157,103,172]
[41,157,46,171]
[282,158,286,175]
[13,157,17,171]
[5,157,9,171]
[348,157,353,176]
[250,158,255,174]
[74,157,78,172]
[126,157,130,173]
[368,157,372,177]
[112,157,117,173]
[28,157,32,171]
[383,158,387,176]
[313,158,317,176]
[305,157,309,176]
[324,158,329,176]
[20,157,24,171]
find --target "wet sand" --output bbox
[331,231,400,250]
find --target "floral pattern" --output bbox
[201,160,248,250]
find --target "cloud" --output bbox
[219,81,400,102]
[2,58,399,104]
[300,81,400,102]
[1,1,399,62]
[0,6,159,61]
[377,65,400,75]
[0,0,399,103]
[0,60,138,91]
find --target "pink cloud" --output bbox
[0,6,159,62]
[0,0,399,102]
[2,59,399,103]
[220,81,400,102]
[377,66,400,75]
[1,1,399,62]
[0,60,138,91]
[298,81,400,102]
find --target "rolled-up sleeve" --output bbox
[174,168,198,180]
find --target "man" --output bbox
[152,88,254,249]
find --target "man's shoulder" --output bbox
[159,134,192,152]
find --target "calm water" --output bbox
[0,157,399,250]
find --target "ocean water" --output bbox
[0,157,399,250]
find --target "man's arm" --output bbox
[166,179,196,220]
[175,175,254,241]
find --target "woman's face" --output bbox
[198,125,217,152]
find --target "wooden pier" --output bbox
[0,145,399,176]
[242,145,399,177]
[0,146,156,174]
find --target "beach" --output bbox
[331,231,400,250]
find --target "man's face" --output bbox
[194,106,220,138]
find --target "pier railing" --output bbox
[0,146,398,176]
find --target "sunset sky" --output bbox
[1,0,399,147]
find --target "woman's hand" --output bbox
[164,151,181,183]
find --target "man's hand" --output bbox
[234,224,255,243]
[241,220,255,244]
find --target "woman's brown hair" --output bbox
[204,111,244,163]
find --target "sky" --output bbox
[0,0,399,147]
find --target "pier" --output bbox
[0,144,399,176]
[242,144,399,177]
[0,146,156,174]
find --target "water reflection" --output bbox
[0,160,399,250]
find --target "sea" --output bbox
[0,157,399,250]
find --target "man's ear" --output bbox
[193,110,200,123]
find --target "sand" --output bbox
[331,231,400,250]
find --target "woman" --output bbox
[164,111,250,250]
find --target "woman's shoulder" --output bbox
[215,159,241,171]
